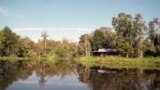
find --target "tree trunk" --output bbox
[139,50,143,58]
[85,48,88,56]
[126,53,128,58]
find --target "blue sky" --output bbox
[0,0,160,42]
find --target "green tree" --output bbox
[0,26,19,56]
[112,13,147,57]
[112,13,134,57]
[133,14,147,58]
[116,36,133,57]
[147,18,160,56]
[91,27,115,51]
[54,39,78,58]
[18,37,37,57]
[154,34,160,56]
[91,29,105,51]
[0,31,5,55]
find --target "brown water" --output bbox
[0,60,160,90]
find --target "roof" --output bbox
[92,48,116,53]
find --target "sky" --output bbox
[0,0,160,42]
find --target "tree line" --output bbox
[79,12,160,58]
[0,27,78,58]
[0,12,160,58]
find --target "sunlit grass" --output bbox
[75,56,160,70]
[0,56,32,61]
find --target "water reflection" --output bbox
[0,60,160,90]
[78,66,160,90]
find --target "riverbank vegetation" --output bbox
[0,27,78,60]
[0,12,160,66]
[76,56,160,70]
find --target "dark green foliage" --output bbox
[91,27,115,51]
[144,18,160,56]
[0,27,19,56]
[91,29,105,51]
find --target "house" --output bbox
[92,48,117,56]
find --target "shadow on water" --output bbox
[0,60,160,90]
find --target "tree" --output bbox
[0,26,19,56]
[79,34,91,56]
[148,18,159,42]
[18,37,37,57]
[116,36,133,57]
[133,14,147,58]
[112,12,134,57]
[35,40,44,59]
[41,31,48,55]
[112,13,147,57]
[0,31,5,55]
[146,18,160,56]
[54,39,78,58]
[91,27,115,51]
[143,39,155,56]
[91,29,105,51]
[154,34,160,56]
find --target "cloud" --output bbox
[13,27,94,32]
[12,27,95,42]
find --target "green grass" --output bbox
[0,56,33,61]
[75,56,160,70]
[41,53,58,64]
[0,53,58,63]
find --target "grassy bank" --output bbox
[0,56,33,61]
[75,56,160,70]
[0,53,59,65]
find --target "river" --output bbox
[0,60,159,90]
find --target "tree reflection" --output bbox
[0,60,160,90]
[0,60,34,90]
[77,66,160,90]
[0,59,77,89]
[34,60,77,87]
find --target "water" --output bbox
[0,60,160,90]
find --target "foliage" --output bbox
[0,27,20,56]
[112,13,147,57]
[91,27,115,51]
[54,39,78,58]
[145,18,160,56]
